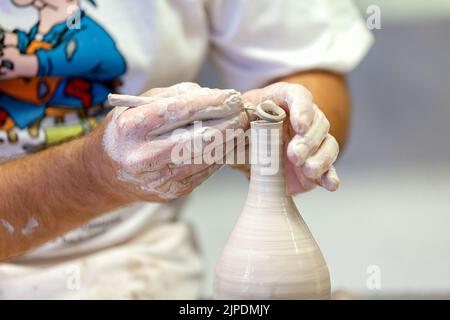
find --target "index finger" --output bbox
[118,88,244,138]
[265,83,315,134]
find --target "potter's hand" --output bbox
[0,47,38,79]
[102,83,249,201]
[243,82,339,194]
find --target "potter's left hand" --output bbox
[243,82,340,194]
[103,83,249,201]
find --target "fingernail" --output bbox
[322,176,339,192]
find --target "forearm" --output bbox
[0,128,131,261]
[275,70,351,148]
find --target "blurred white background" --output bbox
[184,0,450,298]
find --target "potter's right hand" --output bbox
[99,83,249,201]
[243,82,340,194]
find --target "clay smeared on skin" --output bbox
[149,91,243,137]
[21,216,39,236]
[103,88,247,199]
[244,82,340,193]
[0,219,15,236]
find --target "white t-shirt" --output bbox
[0,0,373,260]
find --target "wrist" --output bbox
[81,124,137,205]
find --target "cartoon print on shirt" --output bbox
[0,0,126,155]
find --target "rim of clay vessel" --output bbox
[252,119,284,125]
[255,100,287,123]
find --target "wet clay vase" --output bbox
[214,117,331,300]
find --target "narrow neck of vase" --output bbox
[249,120,286,197]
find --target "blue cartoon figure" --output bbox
[0,0,126,153]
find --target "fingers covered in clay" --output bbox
[275,83,315,134]
[287,105,330,167]
[285,160,315,195]
[133,163,222,200]
[286,132,339,193]
[318,165,340,192]
[249,82,315,134]
[162,164,223,199]
[303,134,339,180]
[115,112,248,174]
[150,89,244,136]
[103,85,249,201]
[285,157,339,195]
[113,88,244,138]
[243,81,340,193]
